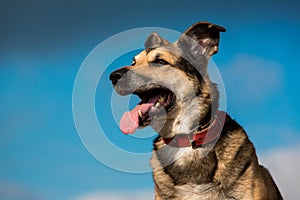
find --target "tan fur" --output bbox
[110,21,283,199]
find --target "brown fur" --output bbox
[110,21,283,199]
[151,114,282,199]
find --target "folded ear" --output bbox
[144,32,170,48]
[178,22,226,56]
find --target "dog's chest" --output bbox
[151,146,223,199]
[152,145,217,179]
[166,148,217,183]
[173,184,221,200]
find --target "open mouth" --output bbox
[119,88,175,134]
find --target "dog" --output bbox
[110,21,283,200]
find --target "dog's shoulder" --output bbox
[215,112,256,163]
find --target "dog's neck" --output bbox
[159,79,219,139]
[162,110,225,149]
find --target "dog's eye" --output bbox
[151,59,169,66]
[131,58,136,66]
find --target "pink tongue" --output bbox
[119,96,160,134]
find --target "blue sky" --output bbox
[1,0,300,199]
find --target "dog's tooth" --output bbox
[158,96,164,103]
[138,110,143,118]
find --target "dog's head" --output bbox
[110,22,226,138]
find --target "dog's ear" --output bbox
[144,32,170,48]
[177,22,226,56]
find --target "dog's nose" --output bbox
[109,67,129,85]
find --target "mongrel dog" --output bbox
[110,22,283,200]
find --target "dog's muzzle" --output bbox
[110,67,176,134]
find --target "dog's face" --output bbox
[110,22,225,138]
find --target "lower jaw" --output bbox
[152,113,179,138]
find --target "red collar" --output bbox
[162,111,226,149]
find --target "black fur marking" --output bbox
[238,160,251,178]
[145,47,156,55]
[175,57,202,78]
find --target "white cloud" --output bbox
[259,145,300,199]
[246,124,300,152]
[73,190,154,200]
[221,54,284,104]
